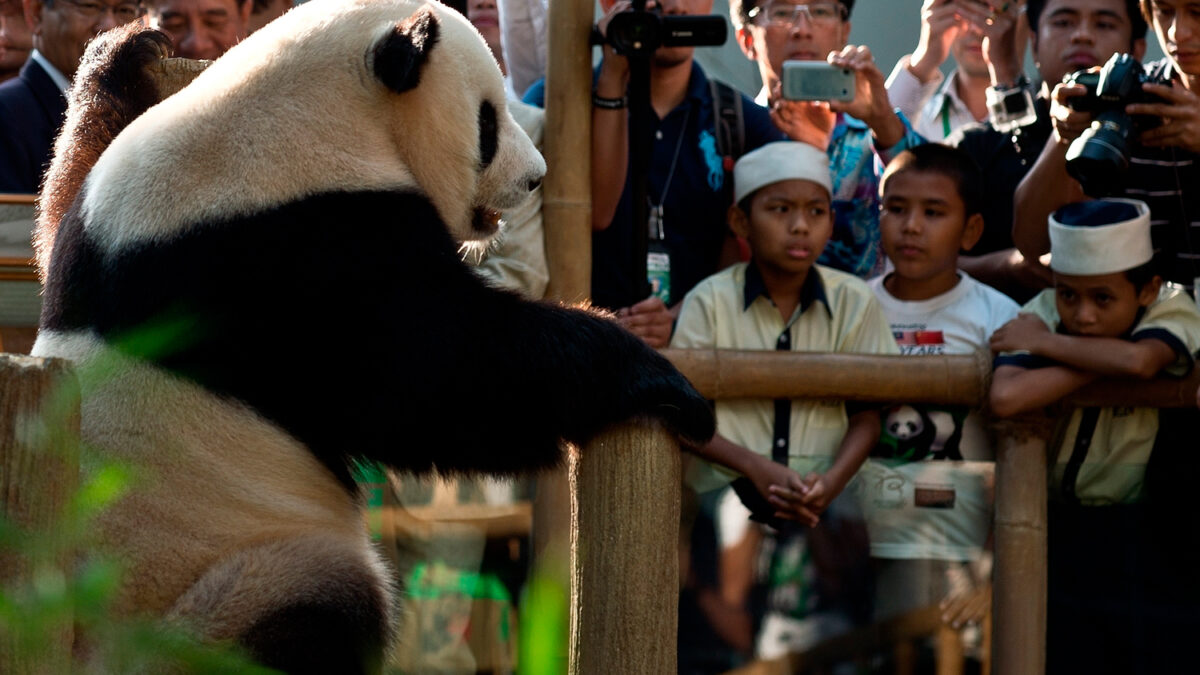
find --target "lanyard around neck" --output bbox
[651,106,692,210]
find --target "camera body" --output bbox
[780,61,855,102]
[1064,53,1169,196]
[600,8,726,56]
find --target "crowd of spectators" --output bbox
[496,0,1200,671]
[3,0,1200,671]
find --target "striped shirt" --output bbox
[1124,60,1200,287]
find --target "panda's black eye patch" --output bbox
[479,101,498,171]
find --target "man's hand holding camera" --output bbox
[1130,82,1200,154]
[596,0,635,93]
[829,45,906,147]
[768,82,836,151]
[1049,79,1095,146]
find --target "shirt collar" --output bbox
[684,60,710,104]
[30,49,71,93]
[937,70,971,112]
[743,260,831,318]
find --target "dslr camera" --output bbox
[1064,52,1169,196]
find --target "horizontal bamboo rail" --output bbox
[664,348,1200,409]
[662,349,992,404]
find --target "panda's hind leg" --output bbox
[166,534,395,674]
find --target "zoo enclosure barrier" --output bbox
[569,347,1200,675]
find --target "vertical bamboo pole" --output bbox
[541,0,594,306]
[535,0,595,668]
[569,422,681,674]
[990,416,1053,675]
[0,355,79,674]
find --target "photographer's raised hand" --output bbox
[953,0,1024,86]
[907,0,967,83]
[828,45,905,147]
[596,0,636,89]
[767,81,835,151]
[1130,82,1200,154]
[1049,80,1096,146]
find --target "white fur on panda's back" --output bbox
[82,0,542,255]
[33,329,373,617]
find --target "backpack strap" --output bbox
[708,78,745,174]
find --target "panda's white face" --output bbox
[80,0,545,252]
[886,405,924,440]
[371,1,545,241]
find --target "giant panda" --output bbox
[30,2,715,672]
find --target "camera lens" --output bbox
[1065,111,1133,197]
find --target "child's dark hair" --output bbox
[1124,260,1159,291]
[880,143,984,218]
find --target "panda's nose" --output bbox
[528,176,542,192]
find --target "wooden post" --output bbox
[0,355,79,674]
[535,0,593,668]
[541,0,593,307]
[569,422,681,674]
[989,416,1053,675]
[536,0,595,558]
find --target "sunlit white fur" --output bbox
[80,0,544,254]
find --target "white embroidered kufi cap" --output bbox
[1048,199,1153,276]
[733,141,832,204]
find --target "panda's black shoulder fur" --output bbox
[44,189,714,490]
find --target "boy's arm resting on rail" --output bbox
[990,313,1181,379]
[988,364,1100,418]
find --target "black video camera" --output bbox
[1064,53,1169,196]
[591,4,726,57]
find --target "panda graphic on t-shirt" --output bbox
[877,326,965,461]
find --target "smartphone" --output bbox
[780,61,855,102]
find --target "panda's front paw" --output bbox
[630,361,715,449]
[74,23,173,112]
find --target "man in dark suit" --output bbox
[0,0,140,193]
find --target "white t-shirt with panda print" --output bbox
[860,272,1019,561]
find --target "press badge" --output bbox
[648,205,671,305]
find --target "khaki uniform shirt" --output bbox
[671,262,899,493]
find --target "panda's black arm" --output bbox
[44,189,713,483]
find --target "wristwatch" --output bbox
[987,75,1037,133]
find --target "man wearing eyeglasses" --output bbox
[144,0,251,61]
[729,0,924,278]
[0,0,141,192]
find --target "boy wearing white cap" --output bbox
[672,140,897,656]
[989,198,1200,671]
[674,140,897,525]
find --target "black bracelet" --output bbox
[990,74,1029,94]
[592,93,627,109]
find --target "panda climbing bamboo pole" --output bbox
[569,422,681,675]
[0,355,79,675]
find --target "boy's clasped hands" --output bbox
[747,456,831,527]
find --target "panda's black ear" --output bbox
[373,5,440,94]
